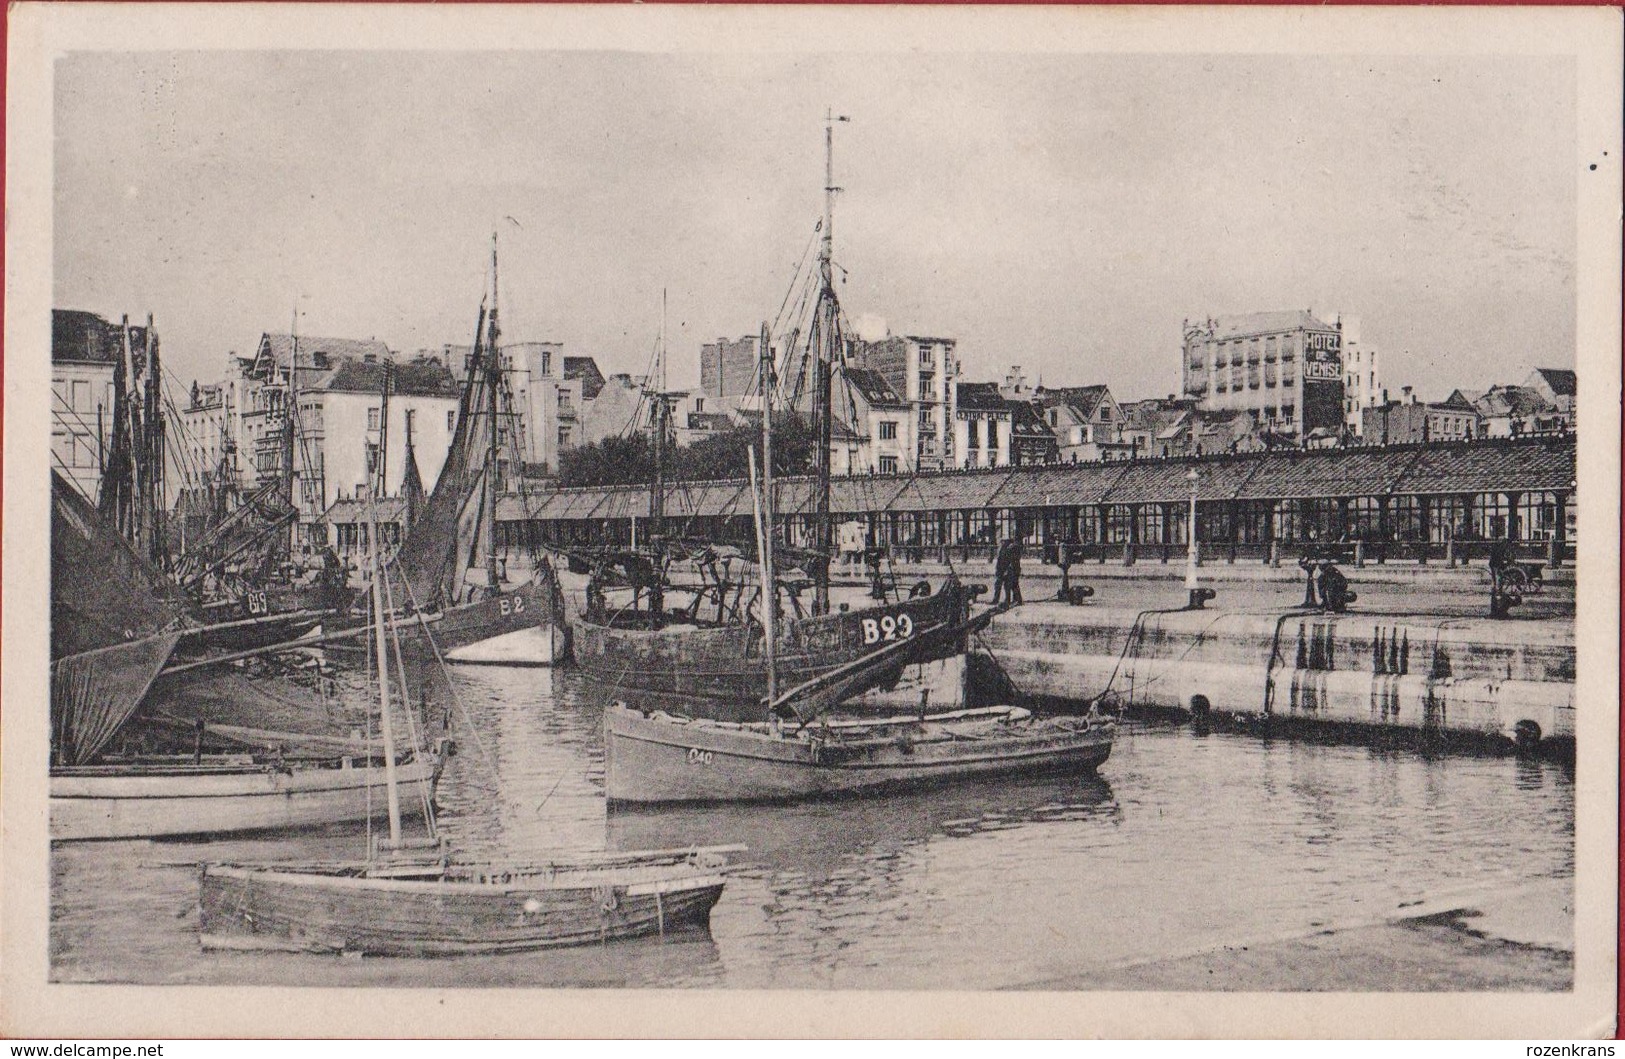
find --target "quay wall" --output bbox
[973,604,1576,748]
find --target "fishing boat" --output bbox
[49,471,444,842]
[570,124,971,718]
[323,234,567,666]
[601,544,1115,806]
[197,490,734,956]
[602,263,1116,804]
[604,703,1114,805]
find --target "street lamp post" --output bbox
[1186,467,1213,609]
[1185,468,1199,588]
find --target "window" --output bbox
[919,346,934,367]
[448,410,456,431]
[987,419,998,449]
[694,398,704,413]
[367,407,381,431]
[879,455,899,474]
[1282,362,1296,387]
[404,408,416,436]
[559,427,572,448]
[967,420,980,449]
[1098,405,1112,422]
[1264,361,1278,387]
[1282,404,1295,424]
[52,431,75,467]
[72,379,92,413]
[878,420,898,441]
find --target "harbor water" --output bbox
[50,664,1574,990]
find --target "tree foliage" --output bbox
[558,414,817,488]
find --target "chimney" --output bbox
[1402,385,1414,404]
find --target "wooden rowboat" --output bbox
[197,845,733,955]
[603,702,1115,805]
[51,750,442,842]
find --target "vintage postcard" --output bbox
[3,2,1619,1039]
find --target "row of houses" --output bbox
[52,308,1579,557]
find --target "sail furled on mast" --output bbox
[394,303,495,609]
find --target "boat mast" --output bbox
[649,290,668,544]
[485,232,502,593]
[285,308,300,560]
[812,110,845,617]
[747,445,775,711]
[758,318,776,704]
[367,463,404,848]
[144,314,166,566]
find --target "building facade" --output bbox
[1361,389,1481,445]
[178,380,241,493]
[952,382,1012,469]
[50,309,131,501]
[830,365,913,476]
[700,335,763,399]
[1038,385,1133,463]
[1008,401,1060,466]
[184,334,462,544]
[1182,310,1346,438]
[1339,316,1382,436]
[854,334,960,471]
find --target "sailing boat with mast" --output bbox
[333,233,567,666]
[196,486,734,956]
[569,117,972,720]
[601,449,1115,804]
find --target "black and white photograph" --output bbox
[3,2,1619,1040]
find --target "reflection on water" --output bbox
[50,664,1574,989]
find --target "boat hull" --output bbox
[198,858,726,955]
[328,577,564,665]
[573,586,969,721]
[50,755,440,841]
[604,704,1114,804]
[443,623,568,667]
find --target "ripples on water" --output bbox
[50,665,1574,989]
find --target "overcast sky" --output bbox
[55,50,1576,401]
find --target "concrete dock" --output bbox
[971,594,1575,751]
